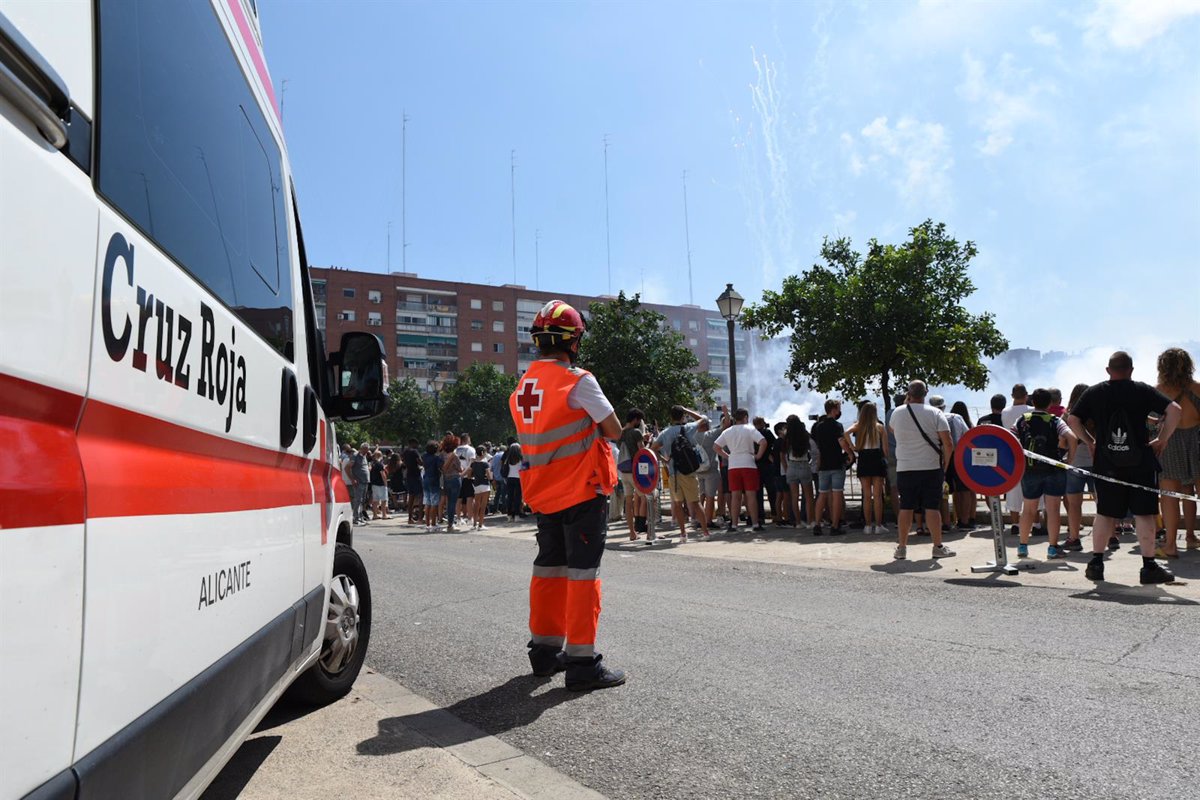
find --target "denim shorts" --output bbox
[1021,469,1067,499]
[817,469,846,493]
[1065,471,1094,495]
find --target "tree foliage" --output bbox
[334,376,438,447]
[740,220,1009,412]
[577,291,719,426]
[437,361,518,445]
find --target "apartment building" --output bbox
[310,267,750,406]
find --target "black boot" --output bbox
[565,653,626,692]
[528,642,566,677]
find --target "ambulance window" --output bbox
[95,0,294,359]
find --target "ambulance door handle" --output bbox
[280,368,299,448]
[0,10,70,149]
[302,385,318,454]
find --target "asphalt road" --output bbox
[356,526,1200,800]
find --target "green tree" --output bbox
[437,362,518,444]
[577,291,719,425]
[740,220,1009,412]
[335,377,438,447]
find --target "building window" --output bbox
[492,320,504,333]
[470,298,482,310]
[338,310,356,322]
[343,288,356,298]
[671,319,682,331]
[471,320,483,331]
[367,311,382,326]
[471,342,483,352]
[368,290,382,303]
[689,337,697,346]
[492,300,504,311]
[688,320,698,331]
[493,343,505,353]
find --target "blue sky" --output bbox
[261,0,1200,354]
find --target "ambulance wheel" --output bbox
[289,544,372,706]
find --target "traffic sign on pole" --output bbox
[955,425,1026,575]
[954,425,1025,497]
[632,447,659,496]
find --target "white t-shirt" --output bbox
[1001,403,1031,429]
[541,361,614,422]
[455,444,476,463]
[714,423,765,470]
[889,402,950,472]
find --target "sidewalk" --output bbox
[372,507,1200,603]
[202,668,605,800]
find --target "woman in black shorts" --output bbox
[848,401,888,534]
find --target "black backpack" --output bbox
[1099,406,1143,469]
[1017,411,1060,472]
[669,426,703,476]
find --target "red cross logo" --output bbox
[516,378,544,424]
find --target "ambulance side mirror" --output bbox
[328,332,388,422]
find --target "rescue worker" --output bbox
[509,300,626,691]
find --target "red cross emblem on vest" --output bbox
[516,378,544,424]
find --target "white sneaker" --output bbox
[932,544,956,559]
[478,524,488,531]
[894,545,907,560]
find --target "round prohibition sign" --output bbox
[631,447,659,496]
[954,425,1025,496]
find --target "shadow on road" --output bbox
[869,560,944,574]
[356,674,581,756]
[943,577,1023,589]
[1069,585,1198,605]
[199,735,282,800]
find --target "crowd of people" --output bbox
[339,433,531,533]
[340,345,1198,588]
[606,347,1199,584]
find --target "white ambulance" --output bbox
[0,1,387,797]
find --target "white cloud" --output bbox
[833,209,857,231]
[856,115,954,212]
[959,52,1054,157]
[1085,0,1200,48]
[1029,25,1060,47]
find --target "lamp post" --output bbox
[715,283,744,411]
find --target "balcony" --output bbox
[396,300,458,314]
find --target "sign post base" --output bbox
[971,495,1019,575]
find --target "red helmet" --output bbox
[530,300,585,349]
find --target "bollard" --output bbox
[971,494,1019,575]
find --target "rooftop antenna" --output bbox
[402,111,409,272]
[683,169,694,305]
[511,149,518,284]
[535,229,541,290]
[603,134,612,295]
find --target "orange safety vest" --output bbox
[509,360,617,515]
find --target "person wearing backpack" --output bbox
[652,405,710,541]
[1067,351,1182,584]
[1012,388,1077,560]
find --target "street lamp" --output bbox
[715,283,744,410]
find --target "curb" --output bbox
[353,668,606,800]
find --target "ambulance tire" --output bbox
[289,544,372,706]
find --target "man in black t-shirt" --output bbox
[1068,351,1181,584]
[753,417,779,523]
[811,399,855,534]
[401,439,423,523]
[977,393,1006,427]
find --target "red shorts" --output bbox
[728,468,760,492]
